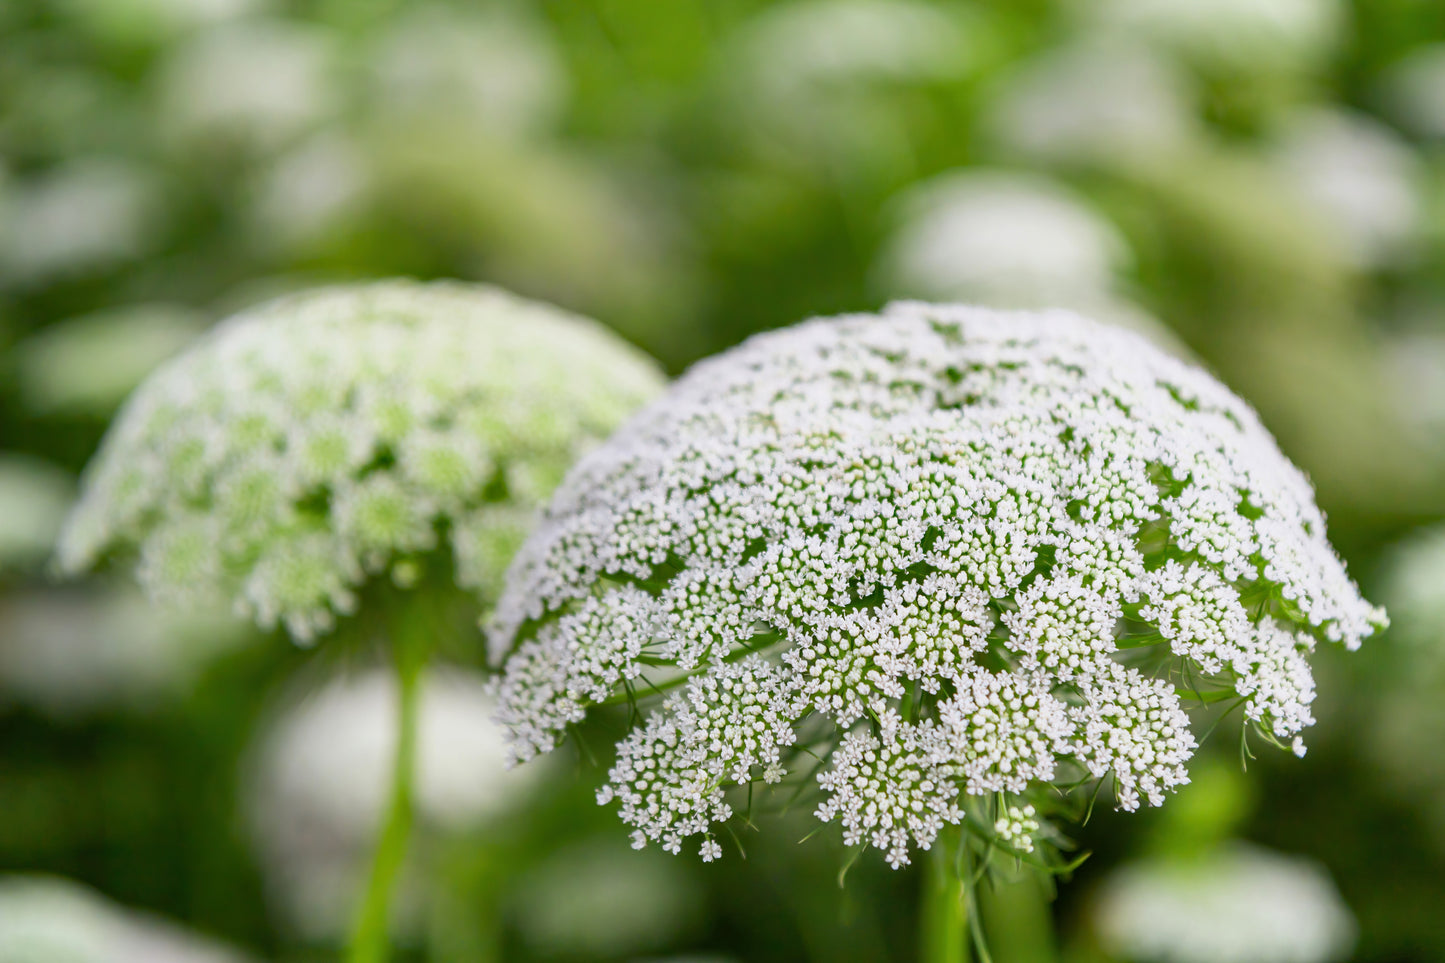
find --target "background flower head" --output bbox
[57,280,666,642]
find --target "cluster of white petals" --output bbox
[491,303,1383,866]
[993,804,1040,853]
[58,280,664,641]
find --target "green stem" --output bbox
[347,605,429,963]
[976,865,1057,963]
[921,826,970,963]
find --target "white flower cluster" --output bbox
[993,804,1040,853]
[1378,526,1445,661]
[0,586,244,718]
[876,170,1130,308]
[731,0,973,93]
[1085,0,1343,74]
[0,875,252,963]
[1268,108,1424,269]
[509,839,706,959]
[1380,43,1445,140]
[1095,843,1356,963]
[982,39,1197,166]
[597,656,804,860]
[58,280,664,642]
[13,303,204,417]
[0,158,161,284]
[490,303,1384,866]
[1366,527,1445,817]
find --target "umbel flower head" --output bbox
[58,280,665,641]
[490,302,1384,869]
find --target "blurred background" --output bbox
[3,0,1445,961]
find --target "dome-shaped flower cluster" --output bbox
[490,303,1384,867]
[58,280,665,642]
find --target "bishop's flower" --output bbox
[57,280,665,641]
[490,302,1384,869]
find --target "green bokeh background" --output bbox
[3,0,1445,960]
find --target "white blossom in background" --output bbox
[510,839,706,959]
[0,586,244,718]
[247,668,545,939]
[1384,329,1445,450]
[0,158,162,284]
[1095,843,1356,963]
[1377,44,1445,140]
[491,304,1383,868]
[0,456,74,573]
[875,170,1131,308]
[1367,525,1445,830]
[247,131,371,252]
[982,40,1198,166]
[57,280,665,642]
[0,875,253,963]
[1081,0,1343,75]
[55,0,256,47]
[714,0,980,183]
[1377,526,1445,657]
[871,171,1188,361]
[730,0,974,95]
[366,5,567,138]
[1268,109,1425,269]
[12,304,205,416]
[156,20,337,155]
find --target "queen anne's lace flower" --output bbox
[58,280,664,642]
[491,303,1384,867]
